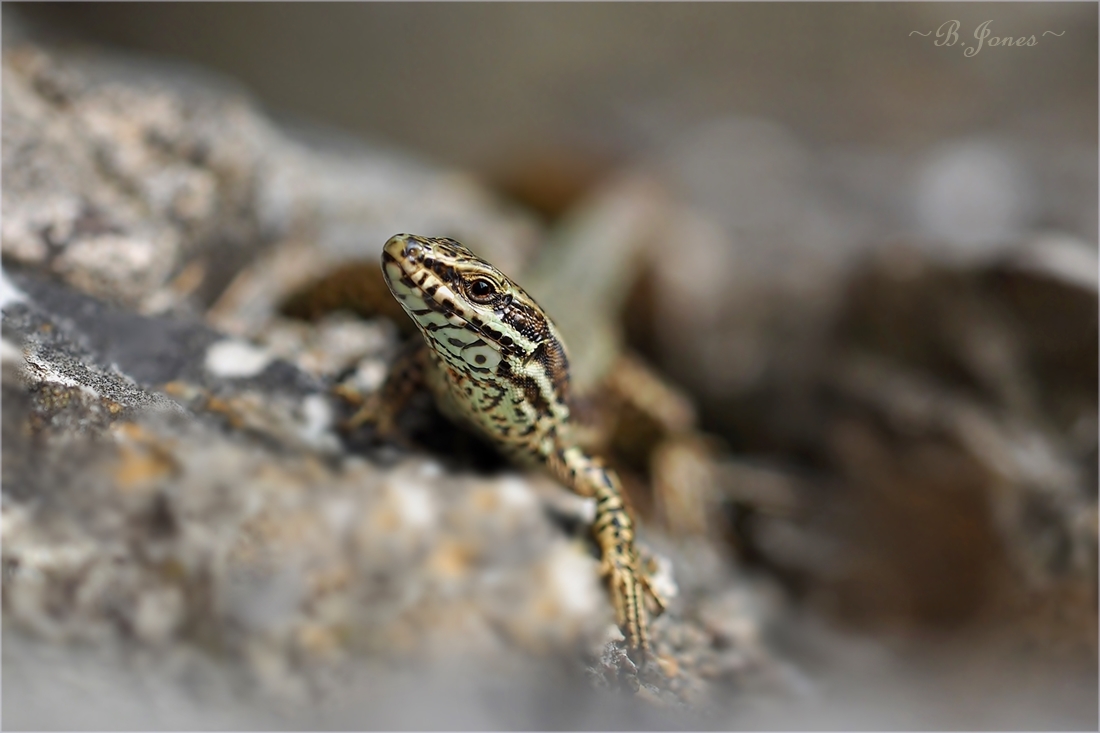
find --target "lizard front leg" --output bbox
[342,339,429,440]
[549,445,662,661]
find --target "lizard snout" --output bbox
[383,234,425,262]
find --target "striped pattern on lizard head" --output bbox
[381,233,571,400]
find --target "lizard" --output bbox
[371,232,667,661]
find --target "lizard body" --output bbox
[378,233,661,659]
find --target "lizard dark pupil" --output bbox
[470,279,494,300]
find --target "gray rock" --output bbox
[913,139,1035,254]
[2,37,778,729]
[2,37,539,326]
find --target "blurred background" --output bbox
[18,4,1097,191]
[4,3,1097,729]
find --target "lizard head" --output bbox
[381,234,570,386]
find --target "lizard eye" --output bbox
[467,278,497,303]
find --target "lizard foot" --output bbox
[598,555,658,663]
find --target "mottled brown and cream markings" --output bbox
[380,233,664,659]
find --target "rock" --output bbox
[2,269,660,721]
[2,37,540,326]
[1,35,781,729]
[913,139,1034,255]
[736,241,1097,659]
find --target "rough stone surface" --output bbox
[1,38,785,729]
[1,37,538,325]
[4,264,771,727]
